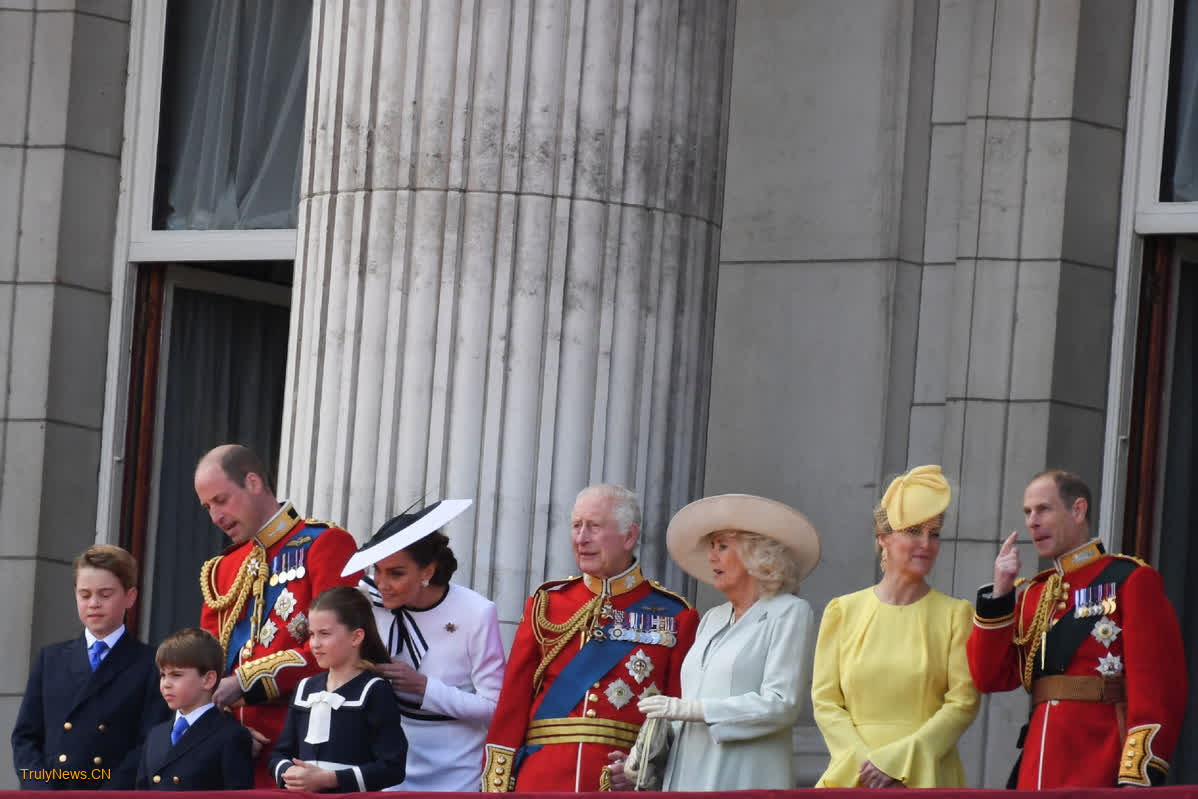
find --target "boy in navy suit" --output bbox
[11,545,169,789]
[136,628,254,790]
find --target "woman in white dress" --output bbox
[342,500,506,791]
[619,494,820,791]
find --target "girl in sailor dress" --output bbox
[268,586,407,792]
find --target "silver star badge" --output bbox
[287,612,309,643]
[258,618,279,647]
[1090,616,1122,648]
[273,587,297,621]
[625,648,654,684]
[1096,652,1123,677]
[605,678,633,709]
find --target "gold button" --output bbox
[173,777,180,784]
[593,682,601,688]
[588,693,599,702]
[1057,601,1067,610]
[496,756,507,765]
[58,755,67,763]
[496,768,505,775]
[153,776,162,784]
[492,778,503,787]
[97,724,106,732]
[93,757,102,765]
[1050,699,1059,706]
[63,722,72,731]
[1062,582,1070,589]
[1125,761,1133,768]
[585,709,597,718]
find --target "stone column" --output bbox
[0,4,131,788]
[930,1,1135,787]
[279,0,735,634]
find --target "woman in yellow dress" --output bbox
[811,465,979,788]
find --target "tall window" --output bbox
[105,0,312,642]
[154,0,310,229]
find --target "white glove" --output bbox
[637,694,704,722]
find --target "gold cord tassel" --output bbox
[200,542,269,663]
[1013,572,1062,691]
[531,591,604,695]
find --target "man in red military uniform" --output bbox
[194,444,360,787]
[482,484,699,792]
[967,470,1187,789]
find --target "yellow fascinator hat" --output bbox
[878,465,951,530]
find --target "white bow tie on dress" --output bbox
[304,690,346,744]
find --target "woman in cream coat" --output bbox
[625,494,820,791]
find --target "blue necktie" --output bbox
[87,640,108,672]
[170,716,189,746]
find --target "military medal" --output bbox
[295,547,306,580]
[1091,616,1121,648]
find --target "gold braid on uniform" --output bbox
[1013,572,1063,691]
[530,590,605,694]
[200,542,269,661]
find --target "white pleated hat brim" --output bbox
[666,494,821,585]
[341,499,472,576]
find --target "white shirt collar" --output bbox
[177,703,216,727]
[84,624,125,651]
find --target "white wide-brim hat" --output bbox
[341,499,472,576]
[666,494,821,585]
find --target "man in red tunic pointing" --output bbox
[967,470,1187,788]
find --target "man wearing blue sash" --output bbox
[195,444,361,787]
[482,484,699,792]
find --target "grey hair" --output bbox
[575,484,641,534]
[705,530,802,597]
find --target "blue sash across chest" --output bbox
[513,589,685,772]
[226,531,322,673]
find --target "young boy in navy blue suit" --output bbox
[11,545,169,789]
[136,628,254,790]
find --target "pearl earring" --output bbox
[421,579,430,588]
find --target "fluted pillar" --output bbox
[279,0,735,630]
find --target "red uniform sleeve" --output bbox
[663,607,699,697]
[481,595,538,791]
[1116,566,1188,786]
[966,584,1025,694]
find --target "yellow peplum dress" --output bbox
[811,586,979,788]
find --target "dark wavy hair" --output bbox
[404,531,458,586]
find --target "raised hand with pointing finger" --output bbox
[991,530,1021,596]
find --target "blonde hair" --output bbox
[706,530,802,596]
[873,508,946,566]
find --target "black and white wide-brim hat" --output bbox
[341,499,472,576]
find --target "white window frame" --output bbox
[96,0,299,542]
[1103,0,1198,551]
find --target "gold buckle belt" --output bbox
[1032,675,1126,705]
[525,717,641,749]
